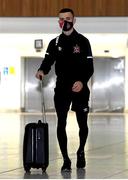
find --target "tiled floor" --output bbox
[0,112,128,179]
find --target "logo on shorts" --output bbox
[83,108,88,112]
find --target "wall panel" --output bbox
[34,0,59,16]
[0,0,128,17]
[103,0,127,16]
[1,0,22,16]
[21,0,34,17]
[0,0,3,15]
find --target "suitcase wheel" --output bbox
[42,167,46,173]
[24,165,31,173]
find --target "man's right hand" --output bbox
[35,70,45,80]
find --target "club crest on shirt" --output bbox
[73,44,80,53]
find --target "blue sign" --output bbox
[3,67,8,75]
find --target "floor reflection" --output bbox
[24,171,49,179]
[61,171,72,179]
[76,169,86,179]
[0,112,127,178]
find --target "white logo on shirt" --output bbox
[58,46,62,51]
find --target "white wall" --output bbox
[0,17,127,112]
[0,17,128,33]
[0,34,56,111]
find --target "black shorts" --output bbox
[54,86,90,112]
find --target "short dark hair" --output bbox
[59,8,74,17]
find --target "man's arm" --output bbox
[72,38,94,92]
[36,39,56,80]
[82,39,94,83]
[83,38,94,82]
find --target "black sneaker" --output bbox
[61,158,71,172]
[76,151,86,169]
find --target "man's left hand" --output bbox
[72,81,83,92]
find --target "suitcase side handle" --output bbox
[38,120,42,124]
[40,79,47,123]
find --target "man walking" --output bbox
[36,8,94,172]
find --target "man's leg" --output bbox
[76,109,88,152]
[75,109,89,168]
[71,86,89,168]
[56,108,69,159]
[54,91,71,171]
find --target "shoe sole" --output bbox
[77,166,85,169]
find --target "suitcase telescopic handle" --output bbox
[39,76,47,123]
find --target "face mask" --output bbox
[59,20,73,31]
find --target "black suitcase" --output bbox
[23,79,49,173]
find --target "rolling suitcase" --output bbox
[23,79,49,173]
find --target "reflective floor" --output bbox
[0,112,128,179]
